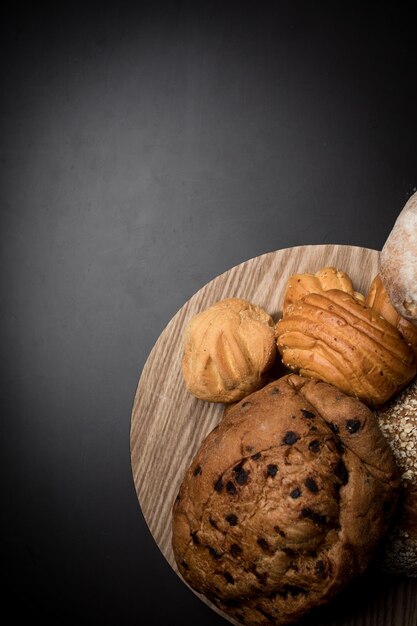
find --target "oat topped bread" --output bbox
[172,375,400,626]
[375,379,417,577]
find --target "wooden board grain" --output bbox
[130,244,417,626]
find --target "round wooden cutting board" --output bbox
[130,244,417,626]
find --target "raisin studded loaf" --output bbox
[172,375,399,626]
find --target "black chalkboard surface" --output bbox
[2,3,416,625]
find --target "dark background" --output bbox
[1,2,417,625]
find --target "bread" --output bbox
[366,274,417,359]
[283,266,365,315]
[375,379,417,576]
[275,289,416,407]
[172,375,399,626]
[379,191,417,322]
[182,298,276,403]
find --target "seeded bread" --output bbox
[172,375,399,626]
[375,379,417,576]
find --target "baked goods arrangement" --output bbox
[170,192,417,626]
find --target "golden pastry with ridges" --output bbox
[182,298,276,403]
[276,289,416,407]
[283,266,365,315]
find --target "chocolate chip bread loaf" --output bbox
[172,375,399,626]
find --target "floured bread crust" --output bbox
[380,192,417,323]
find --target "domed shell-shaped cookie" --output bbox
[182,298,276,403]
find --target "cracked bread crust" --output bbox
[172,375,399,626]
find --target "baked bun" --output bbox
[182,298,276,403]
[380,191,417,322]
[172,375,399,626]
[283,266,365,315]
[375,379,417,576]
[275,289,416,407]
[366,274,417,359]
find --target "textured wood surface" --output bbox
[130,244,417,626]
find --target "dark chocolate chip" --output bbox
[181,560,189,570]
[329,422,339,434]
[255,605,275,621]
[305,477,319,493]
[301,508,327,525]
[267,464,278,477]
[309,439,321,453]
[257,537,272,553]
[193,465,202,476]
[283,584,306,597]
[226,481,237,495]
[253,569,268,585]
[346,419,361,434]
[301,409,315,419]
[234,466,249,485]
[208,546,222,559]
[270,387,280,395]
[274,525,286,537]
[225,513,238,526]
[334,459,349,485]
[209,517,218,530]
[230,543,242,557]
[224,571,235,584]
[283,431,300,445]
[191,531,200,545]
[315,560,326,578]
[290,487,301,499]
[251,452,261,460]
[214,478,223,492]
[335,440,345,454]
